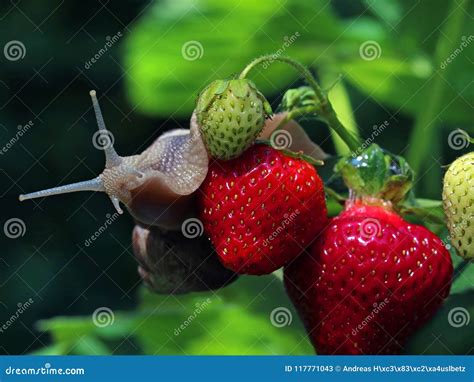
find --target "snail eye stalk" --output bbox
[18,90,124,214]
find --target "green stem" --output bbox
[255,138,324,166]
[239,55,362,152]
[320,69,361,156]
[407,0,469,174]
[325,186,346,205]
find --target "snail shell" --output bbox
[132,224,237,294]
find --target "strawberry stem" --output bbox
[239,56,362,153]
[255,139,324,166]
[325,186,346,205]
[272,105,325,132]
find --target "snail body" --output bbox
[19,91,209,230]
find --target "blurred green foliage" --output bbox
[125,0,473,124]
[0,0,473,355]
[36,253,474,355]
[36,275,313,355]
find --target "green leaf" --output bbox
[340,56,473,125]
[36,275,313,355]
[399,198,445,225]
[123,0,344,117]
[363,0,403,27]
[338,0,474,125]
[320,71,361,156]
[124,0,473,125]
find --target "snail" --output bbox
[18,90,325,293]
[19,90,209,230]
[19,91,236,294]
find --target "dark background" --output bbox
[0,0,472,355]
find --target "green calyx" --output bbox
[335,144,414,205]
[196,78,272,160]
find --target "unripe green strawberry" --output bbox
[196,79,272,160]
[442,152,474,260]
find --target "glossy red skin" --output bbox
[285,203,453,354]
[199,144,327,275]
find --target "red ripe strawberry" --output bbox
[285,144,453,354]
[198,144,327,275]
